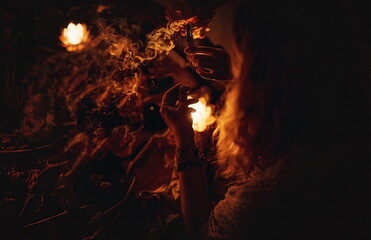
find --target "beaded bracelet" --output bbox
[175,147,205,172]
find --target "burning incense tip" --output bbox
[60,22,90,51]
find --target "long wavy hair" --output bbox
[216,0,370,180]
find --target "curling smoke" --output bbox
[22,17,186,176]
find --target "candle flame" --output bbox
[189,97,216,132]
[60,23,90,51]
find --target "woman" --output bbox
[161,0,371,239]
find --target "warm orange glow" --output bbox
[60,23,90,51]
[189,97,216,132]
[183,17,210,39]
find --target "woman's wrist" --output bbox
[176,146,199,163]
[173,129,196,148]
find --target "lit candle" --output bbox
[188,97,216,132]
[60,22,90,51]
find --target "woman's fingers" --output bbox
[161,83,182,108]
[186,54,194,61]
[196,68,216,80]
[187,54,215,69]
[159,83,197,135]
[193,54,213,62]
[189,107,196,113]
[160,105,173,113]
[185,46,232,80]
[194,55,215,69]
[162,84,195,111]
[186,99,199,105]
[179,85,190,105]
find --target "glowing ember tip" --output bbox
[60,22,90,51]
[188,97,216,132]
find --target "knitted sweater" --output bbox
[208,147,370,239]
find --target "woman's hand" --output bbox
[165,0,214,39]
[185,46,232,81]
[160,84,198,147]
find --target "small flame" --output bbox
[60,23,90,51]
[189,97,216,132]
[63,23,85,45]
